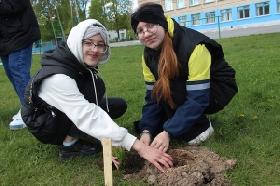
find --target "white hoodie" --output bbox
[38,19,137,150]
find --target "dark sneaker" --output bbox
[59,140,100,160]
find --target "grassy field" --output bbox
[0,32,280,185]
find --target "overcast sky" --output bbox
[132,0,139,10]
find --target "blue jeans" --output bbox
[1,44,33,105]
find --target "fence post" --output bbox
[217,16,221,39]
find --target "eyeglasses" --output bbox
[136,23,158,38]
[82,40,108,53]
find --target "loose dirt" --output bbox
[122,146,236,185]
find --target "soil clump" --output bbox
[123,146,236,185]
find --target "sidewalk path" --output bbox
[110,23,280,47]
[110,40,141,47]
[202,24,280,39]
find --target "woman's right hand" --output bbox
[132,139,173,172]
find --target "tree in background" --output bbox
[32,0,56,41]
[32,0,133,42]
[88,0,133,41]
[77,0,90,20]
[88,0,108,27]
[31,0,89,42]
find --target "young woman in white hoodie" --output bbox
[21,19,173,172]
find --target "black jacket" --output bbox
[21,42,105,145]
[0,0,40,56]
[145,20,238,113]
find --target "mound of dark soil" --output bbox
[123,146,236,185]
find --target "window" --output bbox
[165,0,173,11]
[278,0,280,12]
[178,15,187,26]
[191,13,200,25]
[190,0,199,6]
[204,0,215,3]
[256,1,270,16]
[237,5,250,19]
[205,12,215,23]
[177,0,185,9]
[220,9,232,22]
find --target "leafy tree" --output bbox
[32,0,55,41]
[88,0,108,27]
[88,0,133,41]
[31,0,85,42]
[32,0,133,42]
[106,0,132,40]
[77,0,90,20]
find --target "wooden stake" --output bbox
[101,138,113,186]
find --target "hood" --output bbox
[66,19,111,65]
[41,43,89,75]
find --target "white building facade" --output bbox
[137,0,280,32]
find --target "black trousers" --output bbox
[67,97,127,143]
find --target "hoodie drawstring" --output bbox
[104,91,110,112]
[88,69,99,106]
[87,68,110,113]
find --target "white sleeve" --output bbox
[38,74,136,151]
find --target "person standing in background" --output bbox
[0,0,41,130]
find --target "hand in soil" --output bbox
[112,156,120,170]
[132,139,173,172]
[151,131,169,152]
[124,147,237,185]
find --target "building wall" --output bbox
[137,0,280,31]
[108,29,127,42]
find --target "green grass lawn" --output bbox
[0,32,280,185]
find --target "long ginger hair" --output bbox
[152,33,180,108]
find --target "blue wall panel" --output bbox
[172,0,280,31]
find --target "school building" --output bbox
[137,0,280,32]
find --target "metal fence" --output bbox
[32,38,65,54]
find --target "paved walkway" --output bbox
[202,23,280,39]
[110,22,280,47]
[110,40,141,47]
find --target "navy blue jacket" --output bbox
[138,18,237,137]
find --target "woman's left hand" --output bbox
[112,156,120,170]
[151,131,169,152]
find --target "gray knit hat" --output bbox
[67,19,111,65]
[83,24,110,64]
[83,25,108,43]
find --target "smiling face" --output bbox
[82,34,107,67]
[136,21,165,49]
